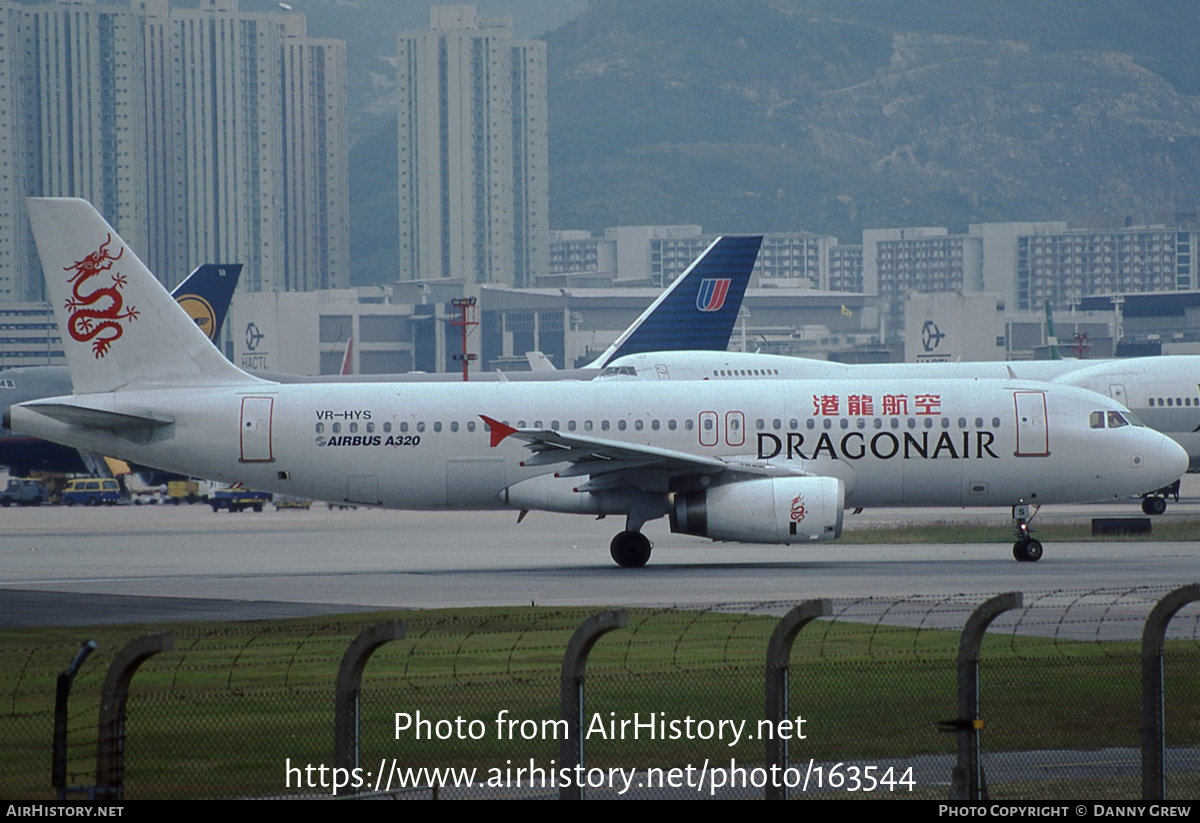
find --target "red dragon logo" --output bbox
[790,492,806,523]
[63,234,138,358]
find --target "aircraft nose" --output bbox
[1151,434,1189,487]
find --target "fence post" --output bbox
[764,599,832,800]
[949,592,1021,801]
[334,620,405,780]
[1141,584,1200,800]
[95,632,173,801]
[53,640,97,800]
[560,609,627,800]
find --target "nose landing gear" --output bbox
[1011,503,1043,562]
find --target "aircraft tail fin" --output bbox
[27,197,261,394]
[525,351,557,372]
[340,337,355,375]
[585,235,762,368]
[171,263,242,343]
[1044,300,1062,361]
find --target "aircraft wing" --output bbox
[480,415,803,492]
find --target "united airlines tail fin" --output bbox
[27,197,261,394]
[585,235,762,368]
[172,263,242,343]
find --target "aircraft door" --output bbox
[699,411,718,446]
[725,411,745,447]
[1013,391,1049,457]
[239,396,274,462]
[1108,384,1128,405]
[655,364,670,380]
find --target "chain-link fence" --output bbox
[2,586,1198,800]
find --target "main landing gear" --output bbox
[1011,503,1043,563]
[610,531,652,568]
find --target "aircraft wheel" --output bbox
[1013,539,1043,563]
[610,531,652,568]
[1142,496,1167,516]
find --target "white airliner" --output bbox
[8,199,1188,567]
[602,349,1200,506]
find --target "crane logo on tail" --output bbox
[696,278,732,312]
[63,234,138,358]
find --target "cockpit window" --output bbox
[1107,411,1129,428]
[597,366,637,379]
[1123,411,1147,427]
[1090,411,1105,429]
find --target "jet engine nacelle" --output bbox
[670,476,844,544]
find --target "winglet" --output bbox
[480,415,518,447]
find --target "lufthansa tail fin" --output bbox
[27,197,261,394]
[586,235,762,368]
[172,263,242,343]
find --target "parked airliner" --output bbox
[8,199,1188,567]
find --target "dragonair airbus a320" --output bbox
[7,199,1189,566]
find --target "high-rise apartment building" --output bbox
[396,5,548,288]
[0,0,347,299]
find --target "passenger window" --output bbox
[907,418,916,429]
[823,418,832,430]
[349,422,358,433]
[839,418,849,430]
[685,419,694,431]
[433,422,442,432]
[789,419,799,430]
[975,417,984,428]
[1090,411,1105,429]
[872,418,882,429]
[890,418,900,430]
[924,418,934,429]
[756,419,765,430]
[400,422,409,433]
[602,420,610,431]
[958,417,967,429]
[417,422,426,433]
[941,418,950,429]
[634,420,643,431]
[806,419,815,430]
[367,422,375,433]
[384,422,392,433]
[315,423,324,434]
[992,417,1001,428]
[568,420,577,431]
[651,420,660,431]
[584,420,593,431]
[450,421,459,432]
[552,420,560,429]
[619,420,628,431]
[467,421,476,432]
[332,423,341,433]
[668,420,677,431]
[773,419,782,430]
[857,418,866,429]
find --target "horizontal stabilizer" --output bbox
[21,401,174,433]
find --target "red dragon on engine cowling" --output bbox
[63,234,139,358]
